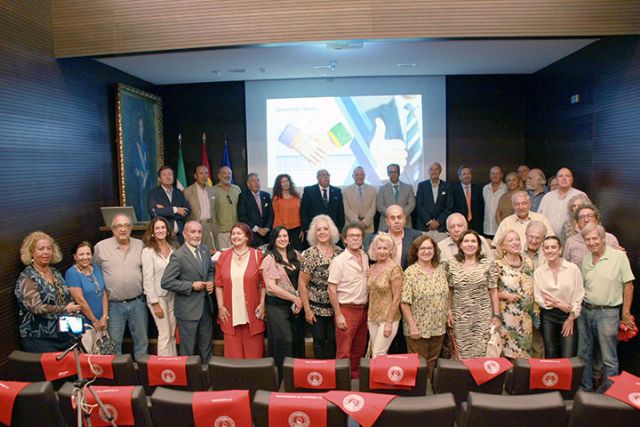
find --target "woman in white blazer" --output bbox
[142,217,179,356]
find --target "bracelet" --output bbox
[493,313,503,320]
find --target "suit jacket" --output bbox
[415,179,452,232]
[342,183,377,233]
[148,185,191,238]
[161,243,214,321]
[183,183,216,223]
[237,190,274,246]
[364,227,423,269]
[376,181,416,231]
[300,185,345,232]
[451,182,485,233]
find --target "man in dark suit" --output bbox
[450,165,484,233]
[415,162,451,233]
[300,169,345,234]
[161,221,215,363]
[148,165,191,244]
[237,172,274,247]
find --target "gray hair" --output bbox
[446,213,467,231]
[511,190,530,205]
[525,220,547,236]
[581,223,605,239]
[573,202,601,224]
[306,215,340,246]
[111,213,132,227]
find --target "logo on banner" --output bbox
[288,411,310,427]
[214,416,235,427]
[388,365,404,383]
[307,371,324,387]
[58,370,71,377]
[161,369,176,384]
[98,404,118,423]
[342,394,365,413]
[90,364,104,376]
[628,393,640,407]
[483,360,500,374]
[542,372,559,387]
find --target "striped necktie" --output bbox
[404,103,421,182]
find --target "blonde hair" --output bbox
[20,231,63,265]
[495,229,520,259]
[367,232,397,261]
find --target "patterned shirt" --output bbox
[300,246,343,316]
[368,264,403,323]
[402,263,449,338]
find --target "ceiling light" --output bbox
[228,68,246,73]
[313,61,337,71]
[211,70,221,76]
[397,63,417,68]
[326,41,363,50]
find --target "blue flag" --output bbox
[222,140,233,183]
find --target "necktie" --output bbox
[254,192,263,216]
[194,247,203,274]
[404,103,421,182]
[322,188,328,207]
[393,185,400,203]
[357,186,364,219]
[464,185,473,221]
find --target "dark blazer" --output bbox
[147,185,191,242]
[300,185,345,232]
[364,227,423,269]
[161,244,214,322]
[237,190,274,247]
[450,182,484,233]
[415,179,452,232]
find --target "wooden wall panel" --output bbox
[526,36,640,374]
[0,0,153,376]
[51,0,640,57]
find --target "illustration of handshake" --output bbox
[278,122,352,165]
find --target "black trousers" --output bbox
[266,300,306,378]
[541,308,578,358]
[310,314,336,359]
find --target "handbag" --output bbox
[485,325,503,358]
[93,329,117,355]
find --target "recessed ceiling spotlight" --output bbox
[397,63,417,68]
[260,68,268,73]
[211,70,221,76]
[228,68,246,73]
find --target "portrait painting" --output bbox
[116,83,164,222]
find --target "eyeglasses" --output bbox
[346,233,363,239]
[578,213,596,220]
[113,223,132,229]
[418,246,434,252]
[226,195,233,205]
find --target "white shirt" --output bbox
[231,255,250,326]
[430,179,440,204]
[438,235,494,262]
[482,182,507,235]
[492,211,555,248]
[196,184,211,220]
[534,259,584,317]
[537,187,585,236]
[141,246,173,304]
[319,185,330,201]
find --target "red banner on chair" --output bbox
[79,354,115,380]
[84,386,135,426]
[324,390,397,427]
[369,353,419,390]
[606,371,640,410]
[293,359,337,389]
[462,357,513,385]
[529,358,572,391]
[40,352,77,380]
[192,389,252,427]
[0,380,30,426]
[147,356,189,386]
[269,393,327,427]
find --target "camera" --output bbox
[58,315,84,335]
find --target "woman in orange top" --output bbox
[272,174,303,251]
[215,223,266,358]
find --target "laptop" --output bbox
[100,206,138,227]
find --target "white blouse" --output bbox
[533,259,584,317]
[141,246,173,304]
[231,255,250,326]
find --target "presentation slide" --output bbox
[246,77,446,189]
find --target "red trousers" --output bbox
[335,305,368,379]
[223,323,264,358]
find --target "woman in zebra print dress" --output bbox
[447,230,502,359]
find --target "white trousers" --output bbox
[368,320,400,357]
[148,294,178,356]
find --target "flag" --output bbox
[176,134,187,190]
[222,138,233,183]
[201,133,213,186]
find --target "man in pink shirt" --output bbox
[328,223,369,379]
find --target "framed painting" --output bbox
[116,83,164,222]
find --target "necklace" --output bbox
[33,263,52,278]
[233,248,250,260]
[74,264,92,276]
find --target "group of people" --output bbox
[15,162,634,393]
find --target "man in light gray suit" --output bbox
[376,163,416,231]
[161,220,215,362]
[343,166,377,233]
[183,165,217,252]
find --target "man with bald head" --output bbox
[492,191,554,248]
[212,166,241,249]
[94,213,148,359]
[415,162,451,234]
[438,213,493,262]
[301,169,345,235]
[184,165,217,251]
[537,167,585,236]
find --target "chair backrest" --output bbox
[7,350,67,389]
[150,387,197,427]
[568,390,640,426]
[505,357,583,399]
[460,391,566,427]
[252,390,347,427]
[358,357,428,396]
[87,354,138,386]
[136,354,206,394]
[57,382,153,427]
[432,358,508,404]
[282,357,351,392]
[208,356,278,398]
[372,393,457,427]
[9,381,66,427]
